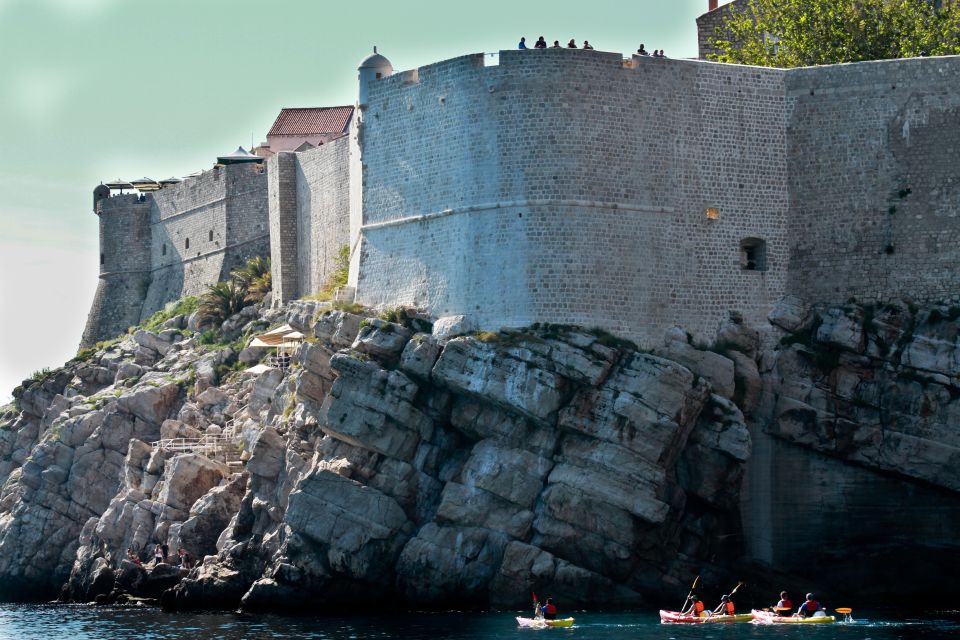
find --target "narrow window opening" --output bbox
[209,230,213,242]
[740,238,767,271]
[375,72,382,80]
[162,244,167,256]
[185,238,190,250]
[100,253,104,265]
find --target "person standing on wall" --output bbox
[567,38,577,48]
[518,37,527,49]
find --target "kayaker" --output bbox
[797,593,821,617]
[681,595,707,617]
[712,594,735,616]
[774,591,793,616]
[542,597,558,620]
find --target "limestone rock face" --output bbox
[167,323,749,612]
[8,298,955,612]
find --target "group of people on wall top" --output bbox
[519,36,594,49]
[637,44,666,57]
[517,37,667,57]
[681,591,824,618]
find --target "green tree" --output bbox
[231,256,272,303]
[710,0,960,67]
[197,280,248,328]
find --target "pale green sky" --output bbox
[0,0,718,400]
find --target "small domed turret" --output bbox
[358,46,393,107]
[93,184,110,213]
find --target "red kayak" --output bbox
[660,610,754,624]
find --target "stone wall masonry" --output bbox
[81,196,152,345]
[268,152,300,304]
[784,56,960,307]
[357,51,790,346]
[294,137,351,298]
[141,163,269,322]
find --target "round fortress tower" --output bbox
[358,47,393,107]
[81,188,153,347]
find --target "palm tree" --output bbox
[197,280,248,328]
[231,256,272,303]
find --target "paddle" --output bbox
[532,591,539,618]
[835,608,852,614]
[680,576,700,612]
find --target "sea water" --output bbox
[0,605,956,640]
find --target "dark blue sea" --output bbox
[0,606,956,639]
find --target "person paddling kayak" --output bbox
[681,595,707,617]
[712,595,735,616]
[542,597,558,620]
[774,591,793,616]
[798,593,821,617]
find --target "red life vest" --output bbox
[806,600,819,613]
[693,601,705,615]
[725,601,735,615]
[779,599,793,610]
[545,603,557,615]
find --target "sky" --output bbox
[0,0,721,402]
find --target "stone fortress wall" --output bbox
[268,136,351,303]
[355,50,791,346]
[784,56,960,307]
[82,163,269,345]
[354,49,960,346]
[84,46,960,350]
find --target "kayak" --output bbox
[752,609,836,624]
[516,616,575,628]
[659,610,754,624]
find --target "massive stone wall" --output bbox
[356,50,790,346]
[268,138,351,303]
[784,56,960,307]
[143,163,269,319]
[82,164,269,346]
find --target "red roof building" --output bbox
[263,106,355,154]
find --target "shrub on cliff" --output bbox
[231,256,272,304]
[197,281,248,328]
[710,0,960,67]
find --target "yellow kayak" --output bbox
[752,609,836,624]
[516,616,575,628]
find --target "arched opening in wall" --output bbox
[185,238,190,250]
[740,237,767,271]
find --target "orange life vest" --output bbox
[725,601,735,615]
[694,601,705,615]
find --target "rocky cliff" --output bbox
[0,297,956,609]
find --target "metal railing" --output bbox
[151,419,243,465]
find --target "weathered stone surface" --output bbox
[815,307,865,353]
[432,315,475,341]
[351,318,413,363]
[768,295,811,333]
[399,334,441,382]
[320,353,431,462]
[660,337,735,399]
[314,310,362,349]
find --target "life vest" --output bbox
[806,600,819,613]
[694,601,705,615]
[544,603,557,615]
[725,601,735,615]
[779,599,793,610]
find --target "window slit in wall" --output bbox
[740,237,767,271]
[162,244,167,256]
[209,230,213,242]
[185,238,190,250]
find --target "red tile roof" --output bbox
[267,106,354,137]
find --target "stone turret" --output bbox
[81,192,153,347]
[357,47,393,108]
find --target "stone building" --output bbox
[85,34,960,349]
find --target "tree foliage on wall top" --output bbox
[710,0,960,67]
